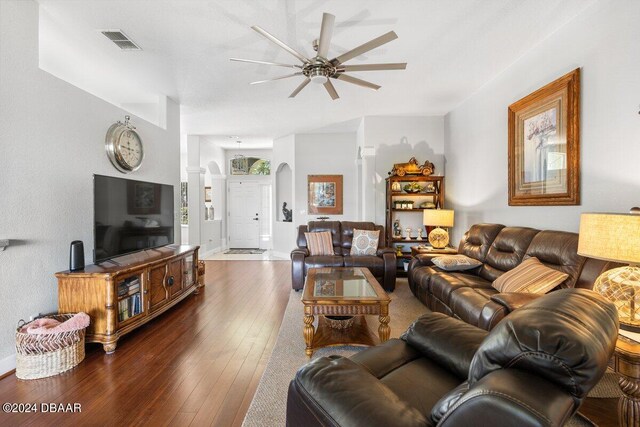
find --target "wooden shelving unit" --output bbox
[385,175,445,276]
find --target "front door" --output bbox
[229,182,260,248]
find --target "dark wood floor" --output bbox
[0,260,291,427]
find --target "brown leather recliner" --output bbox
[286,289,618,427]
[291,221,396,291]
[408,223,618,330]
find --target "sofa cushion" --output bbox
[449,287,499,327]
[458,224,505,263]
[432,255,482,271]
[492,256,569,294]
[350,229,380,256]
[523,230,585,288]
[305,231,334,256]
[304,256,344,274]
[478,227,539,282]
[430,272,493,306]
[343,255,384,277]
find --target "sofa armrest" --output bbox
[291,248,308,290]
[291,248,309,257]
[401,312,488,379]
[380,251,396,292]
[437,369,576,427]
[286,356,428,427]
[490,292,542,312]
[376,247,396,256]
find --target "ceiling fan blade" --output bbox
[316,13,335,58]
[230,58,301,69]
[334,73,381,90]
[250,72,302,85]
[338,63,406,72]
[323,80,339,100]
[331,31,398,66]
[251,26,310,64]
[289,78,311,98]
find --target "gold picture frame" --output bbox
[508,68,580,206]
[308,175,343,215]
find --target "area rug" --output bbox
[224,249,267,254]
[242,279,621,426]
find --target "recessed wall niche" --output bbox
[276,162,293,222]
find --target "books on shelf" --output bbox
[117,276,143,321]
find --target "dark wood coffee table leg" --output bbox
[303,305,315,357]
[378,302,390,342]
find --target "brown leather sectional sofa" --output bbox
[291,221,396,291]
[408,223,617,330]
[286,289,618,426]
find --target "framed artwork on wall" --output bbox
[308,175,343,215]
[508,68,580,206]
[204,186,212,202]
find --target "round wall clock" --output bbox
[105,116,144,173]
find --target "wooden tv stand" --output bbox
[56,245,200,353]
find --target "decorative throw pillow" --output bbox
[492,257,569,294]
[305,231,334,256]
[432,255,483,271]
[350,229,380,256]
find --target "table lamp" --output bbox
[577,212,640,332]
[423,209,454,249]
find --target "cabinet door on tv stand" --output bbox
[168,259,184,298]
[149,265,170,312]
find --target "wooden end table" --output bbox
[614,335,640,427]
[410,245,457,257]
[301,267,391,357]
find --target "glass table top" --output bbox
[310,268,377,298]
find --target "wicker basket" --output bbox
[15,314,86,380]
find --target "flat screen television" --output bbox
[94,174,174,263]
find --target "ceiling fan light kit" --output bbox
[231,12,406,100]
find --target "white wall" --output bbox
[272,134,296,256]
[444,0,640,243]
[358,116,446,226]
[0,1,181,372]
[294,133,358,226]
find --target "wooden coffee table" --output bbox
[301,267,391,357]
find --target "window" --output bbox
[180,182,188,225]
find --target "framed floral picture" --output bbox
[508,68,580,206]
[308,175,343,215]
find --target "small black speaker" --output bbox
[69,240,85,271]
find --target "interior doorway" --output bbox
[228,181,271,248]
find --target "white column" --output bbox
[186,135,204,246]
[360,146,376,223]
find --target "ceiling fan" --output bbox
[230,13,406,100]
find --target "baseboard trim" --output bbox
[200,246,223,259]
[271,251,290,260]
[0,353,16,379]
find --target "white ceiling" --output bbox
[37,0,594,147]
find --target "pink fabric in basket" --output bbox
[24,312,90,335]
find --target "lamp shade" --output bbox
[577,213,640,264]
[423,209,454,228]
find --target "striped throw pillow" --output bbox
[350,229,380,256]
[492,257,569,294]
[305,231,334,256]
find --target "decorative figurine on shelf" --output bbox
[393,219,402,238]
[395,245,404,256]
[417,227,424,241]
[391,181,402,192]
[388,157,435,177]
[404,227,412,240]
[282,202,292,222]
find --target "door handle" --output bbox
[252,218,259,221]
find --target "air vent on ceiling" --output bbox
[100,30,141,50]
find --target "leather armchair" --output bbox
[291,221,397,291]
[286,289,618,427]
